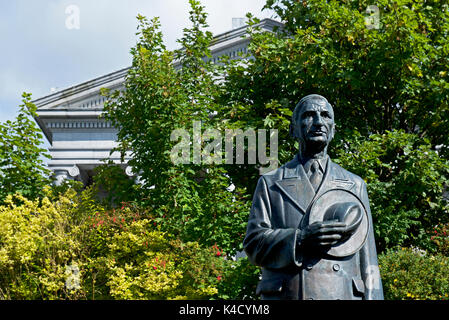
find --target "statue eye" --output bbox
[321,111,331,119]
[302,111,315,118]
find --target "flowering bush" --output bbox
[0,187,96,299]
[379,247,449,300]
[429,223,449,256]
[215,257,260,300]
[95,220,225,300]
[0,187,228,300]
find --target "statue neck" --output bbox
[298,143,328,163]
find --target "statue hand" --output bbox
[299,220,347,248]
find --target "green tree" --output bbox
[335,130,449,251]
[219,0,449,251]
[103,0,250,256]
[260,0,449,147]
[0,93,51,204]
[91,163,142,208]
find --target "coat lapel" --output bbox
[274,157,315,214]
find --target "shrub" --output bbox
[429,223,449,256]
[215,257,260,300]
[379,247,449,300]
[92,219,225,300]
[0,187,226,300]
[0,187,95,299]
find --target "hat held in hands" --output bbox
[323,201,363,240]
[303,189,369,257]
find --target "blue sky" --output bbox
[0,0,274,127]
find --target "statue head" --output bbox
[290,94,335,155]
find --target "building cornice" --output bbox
[33,18,282,111]
[33,68,127,110]
[34,18,284,145]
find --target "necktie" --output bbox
[309,160,322,192]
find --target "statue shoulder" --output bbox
[259,165,284,185]
[259,156,299,186]
[329,160,366,187]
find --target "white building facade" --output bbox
[33,19,283,185]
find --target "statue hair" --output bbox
[292,94,333,125]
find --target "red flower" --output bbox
[153,266,157,270]
[217,276,222,281]
[211,243,222,256]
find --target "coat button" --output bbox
[306,264,313,270]
[333,264,340,272]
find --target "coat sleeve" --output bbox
[243,176,302,269]
[359,181,384,300]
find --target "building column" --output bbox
[52,165,80,186]
[53,170,73,186]
[126,166,142,184]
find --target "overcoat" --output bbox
[243,155,384,300]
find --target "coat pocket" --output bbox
[352,278,365,297]
[256,278,283,295]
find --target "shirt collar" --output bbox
[298,154,328,173]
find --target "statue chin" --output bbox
[302,138,329,154]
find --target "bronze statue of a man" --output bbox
[243,94,384,300]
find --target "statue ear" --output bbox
[327,125,335,143]
[289,124,297,138]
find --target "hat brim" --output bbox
[301,188,369,258]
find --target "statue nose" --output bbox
[314,115,325,126]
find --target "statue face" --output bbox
[291,98,335,148]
